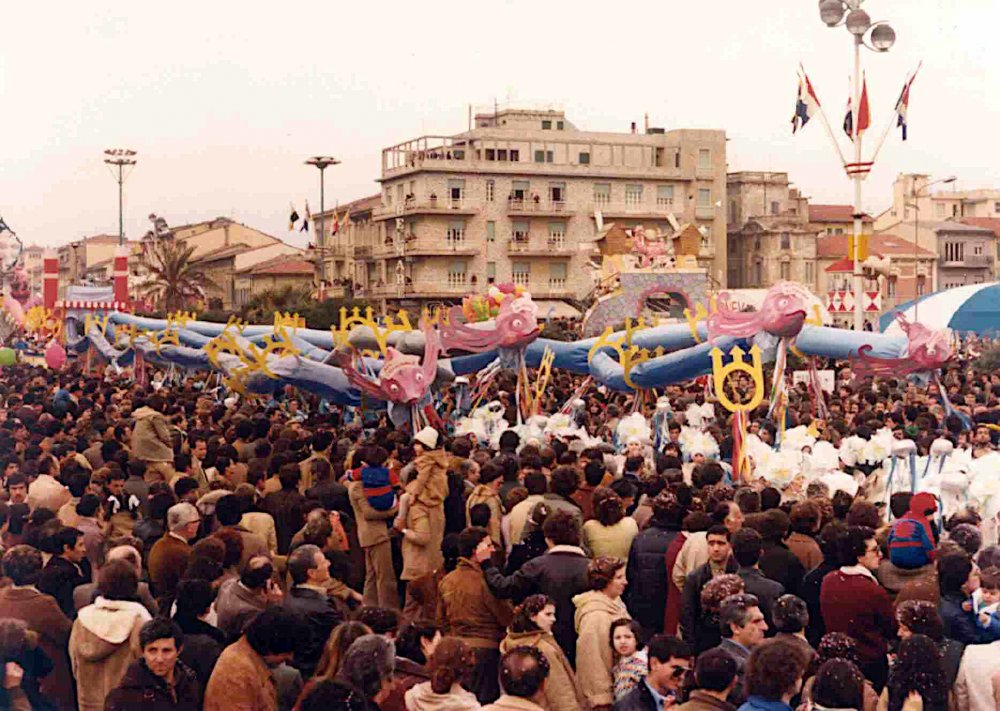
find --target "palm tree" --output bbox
[240,284,312,323]
[137,239,215,313]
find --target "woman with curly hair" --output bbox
[583,491,639,561]
[499,594,584,711]
[800,633,878,711]
[574,556,631,710]
[404,637,481,710]
[694,573,745,654]
[895,599,963,688]
[882,634,947,711]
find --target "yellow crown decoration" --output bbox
[710,344,765,413]
[166,310,197,330]
[587,317,653,390]
[273,311,306,332]
[115,323,142,350]
[420,306,451,328]
[83,313,110,337]
[144,328,179,354]
[683,294,717,344]
[331,307,414,356]
[225,316,247,334]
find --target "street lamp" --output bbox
[815,0,896,331]
[905,175,956,322]
[305,156,341,289]
[103,149,137,248]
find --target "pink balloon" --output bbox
[44,339,67,370]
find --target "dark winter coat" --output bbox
[103,658,201,711]
[626,522,682,634]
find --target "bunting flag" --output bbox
[895,63,921,141]
[288,203,300,232]
[791,72,821,134]
[343,210,352,230]
[300,201,311,233]
[843,74,871,140]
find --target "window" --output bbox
[770,201,780,215]
[548,222,565,248]
[594,183,611,205]
[780,232,791,250]
[549,182,565,205]
[409,181,416,199]
[674,151,681,168]
[447,261,467,288]
[486,180,495,202]
[533,150,554,163]
[511,221,529,243]
[805,262,815,284]
[754,261,763,285]
[729,200,737,224]
[654,147,664,167]
[511,180,529,201]
[385,188,393,206]
[448,179,465,205]
[447,220,465,244]
[579,151,590,165]
[657,185,674,206]
[698,188,711,207]
[935,203,945,217]
[944,241,964,262]
[917,281,925,297]
[754,236,761,251]
[510,149,519,161]
[486,148,496,161]
[486,221,495,242]
[887,278,896,297]
[486,262,496,283]
[974,243,984,256]
[497,149,508,161]
[780,262,790,280]
[625,184,643,206]
[556,121,564,130]
[698,149,711,170]
[995,201,1000,214]
[512,261,530,286]
[397,184,404,203]
[541,120,552,130]
[549,262,567,289]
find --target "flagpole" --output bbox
[851,35,864,332]
[799,65,849,168]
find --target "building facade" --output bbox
[817,232,935,327]
[726,172,819,289]
[320,108,727,311]
[934,222,995,290]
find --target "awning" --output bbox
[534,300,581,319]
[825,258,855,273]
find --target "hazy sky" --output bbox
[3,0,998,249]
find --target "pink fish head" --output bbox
[378,347,430,404]
[758,281,810,337]
[495,295,540,348]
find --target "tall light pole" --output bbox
[103,149,137,247]
[305,156,341,289]
[817,0,896,330]
[905,175,956,321]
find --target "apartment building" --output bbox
[320,107,727,312]
[726,172,819,289]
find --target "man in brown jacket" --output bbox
[130,395,175,484]
[674,647,738,711]
[203,607,300,711]
[0,545,75,710]
[147,503,199,606]
[437,526,513,704]
[348,479,399,608]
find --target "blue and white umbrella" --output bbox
[880,281,1000,336]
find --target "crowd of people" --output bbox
[0,329,998,711]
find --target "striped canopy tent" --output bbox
[880,281,1000,336]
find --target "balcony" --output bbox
[695,205,716,220]
[530,279,575,299]
[507,238,576,256]
[353,245,372,259]
[505,198,568,216]
[939,254,994,268]
[373,197,476,221]
[373,236,479,257]
[596,202,678,221]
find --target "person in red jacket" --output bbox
[888,491,939,570]
[820,525,896,693]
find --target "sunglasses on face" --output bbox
[669,664,692,679]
